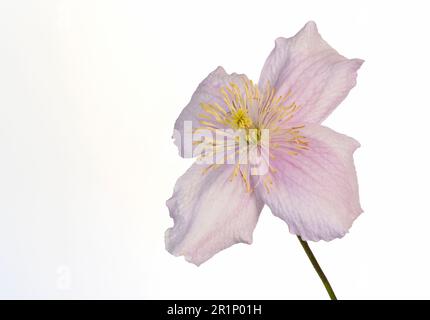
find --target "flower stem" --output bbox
[297,236,337,300]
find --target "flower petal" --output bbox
[256,124,362,241]
[173,66,249,157]
[166,163,264,265]
[258,21,363,124]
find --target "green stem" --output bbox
[297,236,337,300]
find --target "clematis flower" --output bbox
[166,21,363,267]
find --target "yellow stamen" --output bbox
[196,78,309,192]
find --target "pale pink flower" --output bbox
[166,21,363,266]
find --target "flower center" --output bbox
[195,78,308,193]
[227,108,261,145]
[230,108,253,129]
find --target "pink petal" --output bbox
[256,124,362,241]
[258,21,363,124]
[166,163,264,265]
[173,66,249,157]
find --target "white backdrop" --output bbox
[1,0,429,299]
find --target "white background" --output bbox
[1,0,429,299]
